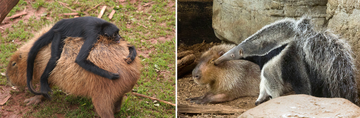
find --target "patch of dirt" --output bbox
[167,0,175,8]
[137,47,153,58]
[130,0,137,4]
[0,85,33,118]
[177,76,257,117]
[126,24,132,29]
[148,35,173,44]
[0,6,50,34]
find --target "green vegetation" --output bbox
[0,0,175,117]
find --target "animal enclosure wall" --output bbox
[177,0,221,45]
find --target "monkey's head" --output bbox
[102,23,121,41]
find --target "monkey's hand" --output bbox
[24,95,44,106]
[110,73,120,79]
[124,57,133,64]
[124,44,137,64]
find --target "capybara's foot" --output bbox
[186,97,209,104]
[24,95,44,106]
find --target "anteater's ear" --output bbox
[218,51,225,56]
[19,53,22,59]
[297,18,311,33]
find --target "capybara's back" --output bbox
[6,26,141,118]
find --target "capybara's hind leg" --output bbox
[92,95,115,118]
[115,96,125,112]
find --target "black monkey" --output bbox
[27,16,136,99]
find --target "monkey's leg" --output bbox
[27,31,55,96]
[124,44,137,64]
[38,32,64,99]
[75,38,120,80]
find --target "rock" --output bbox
[239,94,360,118]
[212,0,327,44]
[326,0,360,92]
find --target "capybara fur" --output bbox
[6,26,141,118]
[188,44,261,104]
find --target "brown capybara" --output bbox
[188,44,260,104]
[6,26,141,118]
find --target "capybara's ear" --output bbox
[218,51,225,56]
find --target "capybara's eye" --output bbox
[12,62,16,66]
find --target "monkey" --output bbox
[214,17,359,105]
[187,44,261,104]
[6,25,141,118]
[26,16,137,99]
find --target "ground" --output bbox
[177,76,257,117]
[0,0,175,117]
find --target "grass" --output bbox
[0,0,175,117]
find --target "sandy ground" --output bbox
[177,76,258,117]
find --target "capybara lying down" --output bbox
[6,26,141,118]
[188,44,261,104]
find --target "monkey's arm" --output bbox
[124,44,137,64]
[75,36,120,80]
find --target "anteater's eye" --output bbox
[12,62,16,66]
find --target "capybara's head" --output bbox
[192,44,235,85]
[6,51,25,86]
[6,26,52,86]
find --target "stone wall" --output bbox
[326,0,360,88]
[178,1,221,45]
[213,0,328,44]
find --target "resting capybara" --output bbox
[188,44,261,104]
[6,26,141,118]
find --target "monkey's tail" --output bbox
[27,31,55,96]
[299,31,359,104]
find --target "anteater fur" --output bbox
[6,26,141,118]
[189,44,261,104]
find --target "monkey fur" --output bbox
[189,44,261,104]
[26,16,136,98]
[6,26,141,118]
[214,17,359,105]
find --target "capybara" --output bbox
[6,26,141,118]
[188,44,261,104]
